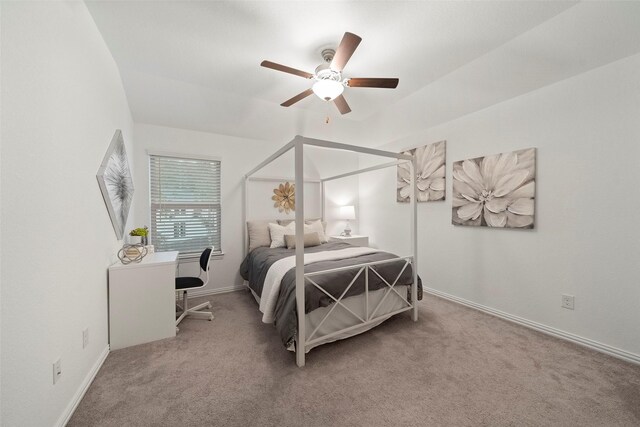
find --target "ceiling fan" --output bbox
[261,32,399,115]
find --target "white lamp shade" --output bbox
[339,205,356,220]
[312,79,344,101]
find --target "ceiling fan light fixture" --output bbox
[312,79,344,101]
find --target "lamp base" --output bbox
[342,222,352,237]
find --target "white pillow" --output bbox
[269,222,296,248]
[305,219,328,243]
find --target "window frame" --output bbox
[147,150,224,260]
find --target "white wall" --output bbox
[360,53,640,358]
[323,176,360,237]
[133,124,360,291]
[1,2,134,425]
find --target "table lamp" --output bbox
[339,205,356,237]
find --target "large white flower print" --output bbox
[452,148,535,228]
[397,141,446,202]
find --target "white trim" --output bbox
[185,285,245,299]
[146,149,221,162]
[56,345,110,427]
[425,287,640,365]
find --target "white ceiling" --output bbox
[86,1,640,146]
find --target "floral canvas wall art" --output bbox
[272,182,295,214]
[452,148,535,228]
[96,130,134,239]
[397,140,446,202]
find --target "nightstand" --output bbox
[329,235,369,247]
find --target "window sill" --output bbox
[178,251,225,262]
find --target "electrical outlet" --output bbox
[562,294,575,310]
[53,358,62,384]
[82,328,89,349]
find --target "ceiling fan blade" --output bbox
[261,60,313,79]
[330,32,362,72]
[347,78,399,89]
[281,88,314,107]
[333,94,351,115]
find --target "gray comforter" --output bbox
[240,242,421,348]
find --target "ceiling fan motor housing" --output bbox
[315,68,342,82]
[321,48,335,63]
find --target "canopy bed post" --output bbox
[243,139,296,255]
[243,176,248,256]
[321,180,325,222]
[410,156,418,322]
[294,139,306,367]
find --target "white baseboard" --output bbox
[56,345,110,427]
[186,284,245,299]
[424,287,640,365]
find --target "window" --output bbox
[149,154,221,256]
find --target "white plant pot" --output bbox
[128,236,142,245]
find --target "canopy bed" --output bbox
[242,136,419,367]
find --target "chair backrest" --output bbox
[200,247,212,272]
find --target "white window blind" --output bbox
[149,154,221,256]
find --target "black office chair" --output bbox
[175,247,214,329]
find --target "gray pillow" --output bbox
[284,232,322,249]
[247,220,273,253]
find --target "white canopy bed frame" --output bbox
[243,135,418,367]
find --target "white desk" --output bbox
[108,251,178,350]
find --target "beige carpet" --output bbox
[69,291,640,426]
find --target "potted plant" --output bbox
[129,226,149,245]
